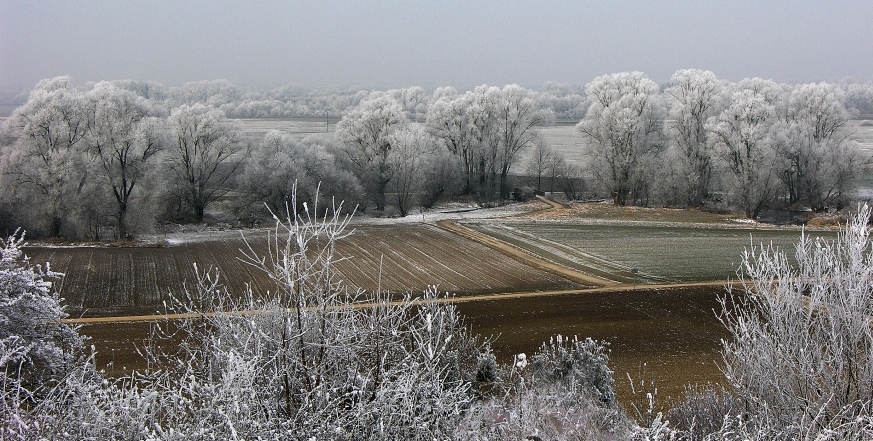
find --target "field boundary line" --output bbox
[435,195,618,287]
[435,218,617,286]
[63,280,745,324]
[535,194,570,210]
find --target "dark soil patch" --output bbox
[79,285,735,410]
[455,285,733,407]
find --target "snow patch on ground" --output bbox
[138,201,546,245]
[350,202,540,226]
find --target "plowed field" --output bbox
[25,224,582,318]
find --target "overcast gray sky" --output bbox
[1,0,871,93]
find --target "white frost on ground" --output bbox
[138,201,546,246]
[729,218,759,224]
[350,201,540,226]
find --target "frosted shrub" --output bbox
[531,335,616,407]
[0,232,83,390]
[717,204,873,438]
[664,383,741,441]
[136,192,491,439]
[1,231,87,438]
[460,335,628,440]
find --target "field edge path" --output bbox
[435,218,618,287]
[64,280,743,324]
[436,195,618,287]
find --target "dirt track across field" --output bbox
[63,279,743,324]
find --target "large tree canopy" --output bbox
[706,88,777,219]
[772,82,860,210]
[84,82,164,238]
[665,69,726,207]
[427,84,550,200]
[1,77,90,237]
[166,104,245,223]
[335,95,408,211]
[577,72,666,206]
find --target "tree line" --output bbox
[583,71,865,217]
[2,72,872,239]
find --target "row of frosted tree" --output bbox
[0,78,557,239]
[582,70,866,217]
[2,72,872,239]
[0,77,247,239]
[3,78,589,120]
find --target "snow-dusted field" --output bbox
[465,220,838,283]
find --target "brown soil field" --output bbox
[77,284,732,411]
[25,224,583,318]
[455,285,732,408]
[334,224,585,294]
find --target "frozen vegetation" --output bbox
[1,73,872,240]
[4,71,873,438]
[5,190,873,438]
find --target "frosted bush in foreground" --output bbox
[0,232,85,437]
[716,204,873,439]
[459,335,628,440]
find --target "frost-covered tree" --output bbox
[83,81,164,238]
[336,95,408,211]
[526,139,558,190]
[772,82,861,210]
[236,130,362,220]
[1,77,90,237]
[737,77,787,108]
[427,92,477,194]
[665,69,726,207]
[538,81,588,119]
[419,146,462,209]
[719,204,873,438]
[577,72,666,206]
[427,85,550,200]
[554,159,586,201]
[707,88,777,218]
[165,103,245,222]
[387,125,432,216]
[465,86,503,198]
[495,84,552,198]
[386,86,431,121]
[169,79,241,109]
[844,81,873,114]
[110,79,168,102]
